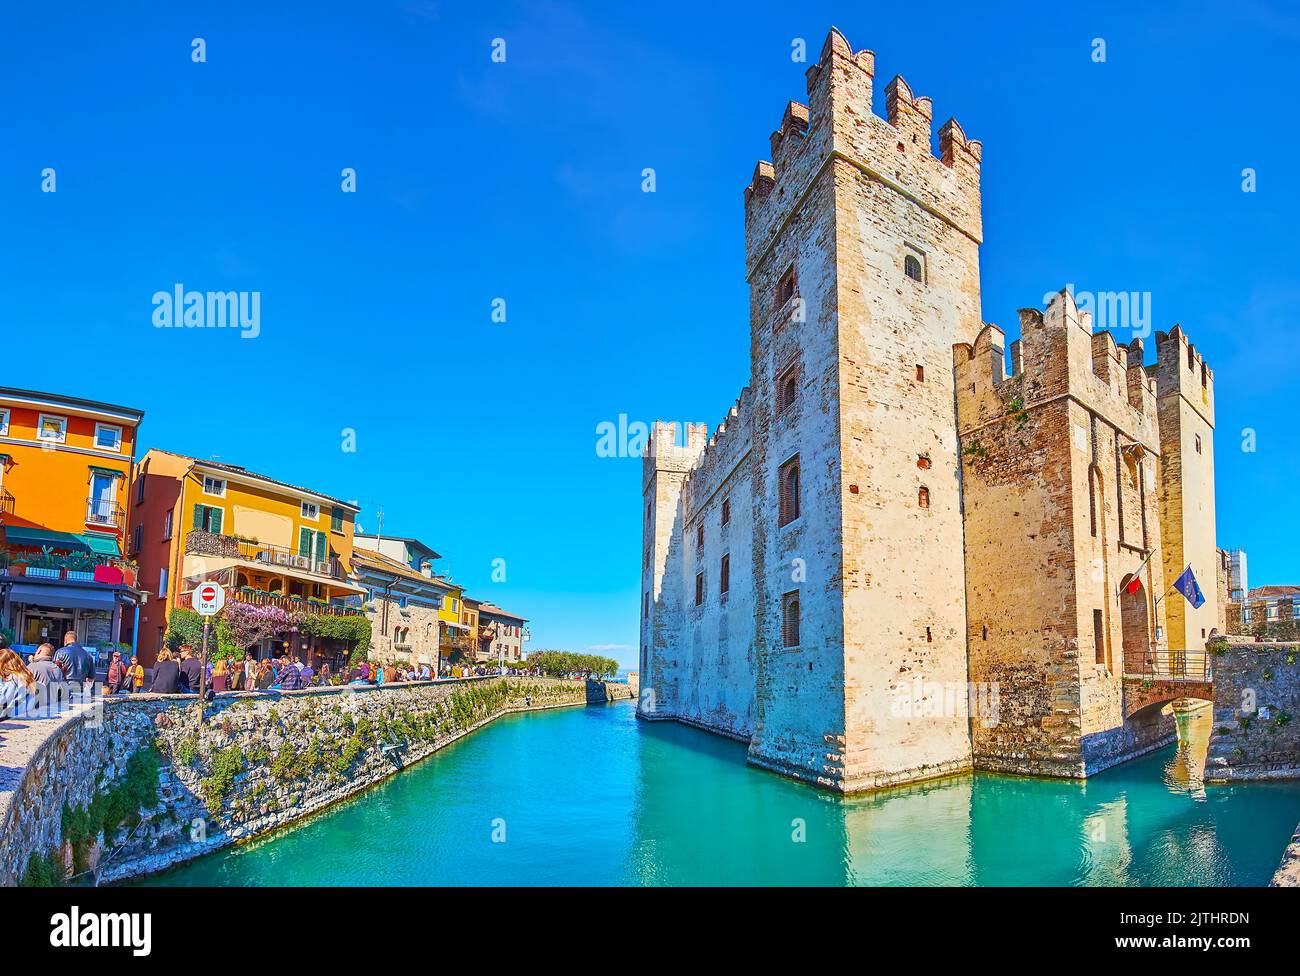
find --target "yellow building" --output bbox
[436,581,477,666]
[130,449,366,666]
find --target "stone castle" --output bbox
[637,28,1219,792]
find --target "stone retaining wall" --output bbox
[1272,823,1300,887]
[1205,640,1300,782]
[1,677,632,886]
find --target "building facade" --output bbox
[352,544,451,670]
[477,603,528,663]
[129,449,367,666]
[640,29,1218,792]
[0,388,145,657]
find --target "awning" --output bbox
[5,582,118,611]
[80,534,121,556]
[442,621,470,632]
[88,465,126,480]
[2,527,90,551]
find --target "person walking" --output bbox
[127,656,145,694]
[106,651,127,694]
[148,650,182,694]
[54,631,95,698]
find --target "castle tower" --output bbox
[639,421,707,719]
[1153,327,1218,650]
[954,291,1173,775]
[741,28,982,790]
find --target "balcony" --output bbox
[85,497,124,530]
[186,529,347,581]
[176,587,363,617]
[0,547,137,587]
[0,489,13,517]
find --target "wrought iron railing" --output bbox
[176,587,362,617]
[1122,650,1211,682]
[85,496,124,529]
[186,529,346,580]
[0,489,13,517]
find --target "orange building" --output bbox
[130,449,366,667]
[0,387,145,657]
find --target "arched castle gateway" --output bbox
[638,28,1218,792]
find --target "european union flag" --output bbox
[1173,566,1205,609]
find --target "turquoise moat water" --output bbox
[138,701,1300,886]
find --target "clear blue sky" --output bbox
[3,2,1296,666]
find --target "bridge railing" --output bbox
[1122,649,1211,682]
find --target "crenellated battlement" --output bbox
[643,420,707,493]
[744,27,982,275]
[954,288,1159,445]
[684,387,754,515]
[1153,325,1216,427]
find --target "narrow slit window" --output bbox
[779,456,801,526]
[782,591,800,647]
[918,486,930,509]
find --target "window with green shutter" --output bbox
[331,507,344,532]
[315,530,327,561]
[299,527,312,557]
[193,504,223,534]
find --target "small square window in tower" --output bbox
[782,591,800,647]
[779,456,801,526]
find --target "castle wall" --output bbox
[677,394,757,739]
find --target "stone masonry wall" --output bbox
[1205,640,1300,782]
[1,677,631,886]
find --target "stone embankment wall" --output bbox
[1,677,631,886]
[1205,639,1300,782]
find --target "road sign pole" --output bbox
[198,617,209,727]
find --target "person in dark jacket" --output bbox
[54,631,95,695]
[149,650,183,694]
[177,645,204,694]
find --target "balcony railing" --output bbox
[85,497,124,529]
[1122,650,1212,682]
[0,547,138,587]
[0,489,13,517]
[177,587,362,617]
[186,529,347,581]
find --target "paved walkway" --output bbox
[0,695,99,817]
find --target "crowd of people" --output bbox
[0,630,552,726]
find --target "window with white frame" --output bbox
[94,423,123,452]
[0,408,8,436]
[301,500,320,521]
[159,567,169,596]
[38,414,67,443]
[203,476,226,497]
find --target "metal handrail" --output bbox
[1122,649,1211,682]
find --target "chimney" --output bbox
[420,560,432,579]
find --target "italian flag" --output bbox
[1123,548,1157,594]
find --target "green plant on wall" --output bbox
[165,608,205,652]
